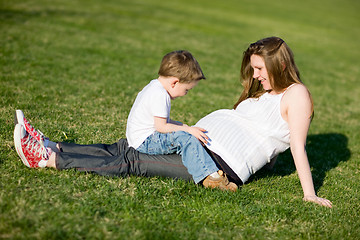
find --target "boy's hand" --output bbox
[187,126,209,145]
[154,117,209,144]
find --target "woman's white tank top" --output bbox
[196,85,295,183]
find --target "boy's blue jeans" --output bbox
[137,131,219,184]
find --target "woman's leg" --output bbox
[14,110,192,181]
[46,141,119,168]
[57,142,118,156]
[51,139,193,181]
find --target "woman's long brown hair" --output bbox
[233,37,310,111]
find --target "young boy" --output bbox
[126,50,236,191]
[13,50,237,191]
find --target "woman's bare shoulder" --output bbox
[281,84,312,121]
[283,83,311,100]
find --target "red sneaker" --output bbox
[14,124,50,168]
[15,110,49,147]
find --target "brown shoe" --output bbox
[203,170,238,192]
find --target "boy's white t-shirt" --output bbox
[126,79,171,149]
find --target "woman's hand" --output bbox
[303,195,333,208]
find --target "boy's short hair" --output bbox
[158,50,205,83]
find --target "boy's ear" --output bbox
[170,78,180,88]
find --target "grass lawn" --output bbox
[1,0,359,239]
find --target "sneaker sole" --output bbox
[13,124,30,168]
[14,110,24,126]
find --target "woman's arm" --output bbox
[283,84,332,208]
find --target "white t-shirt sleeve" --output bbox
[149,90,171,119]
[126,80,171,149]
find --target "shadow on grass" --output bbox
[250,133,350,192]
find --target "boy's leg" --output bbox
[138,131,237,191]
[137,131,219,184]
[171,131,219,184]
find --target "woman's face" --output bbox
[250,54,272,92]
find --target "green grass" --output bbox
[1,0,359,239]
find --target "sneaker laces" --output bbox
[23,132,49,161]
[23,118,49,147]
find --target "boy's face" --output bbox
[169,80,199,99]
